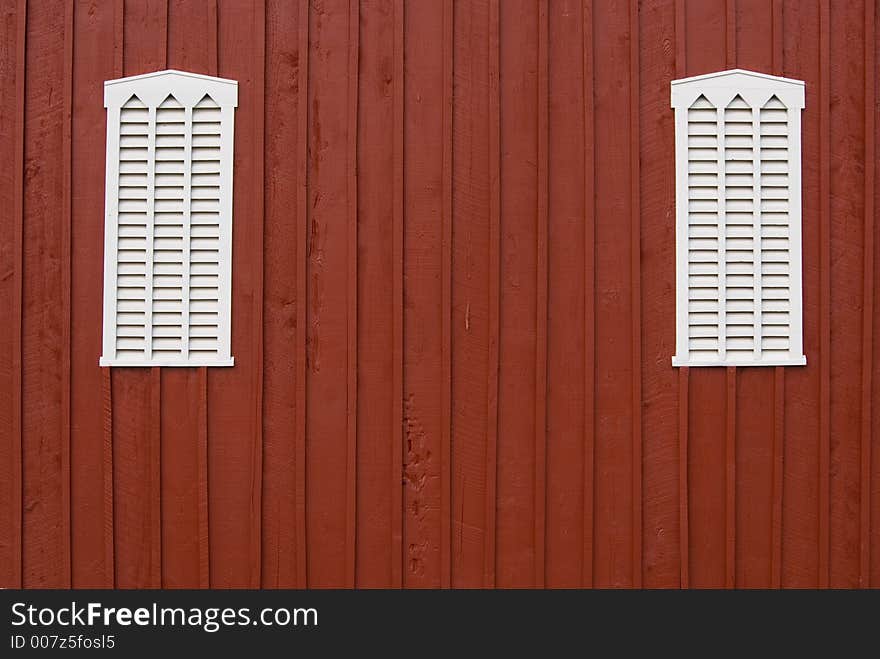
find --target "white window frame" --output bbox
[671,69,806,367]
[100,70,237,367]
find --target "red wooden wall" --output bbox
[0,0,878,588]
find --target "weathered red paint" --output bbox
[0,0,877,589]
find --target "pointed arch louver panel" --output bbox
[671,70,805,367]
[101,70,237,367]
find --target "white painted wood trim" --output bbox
[788,106,805,361]
[673,105,689,364]
[101,105,121,362]
[671,356,806,368]
[217,104,235,364]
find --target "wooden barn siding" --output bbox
[0,0,877,588]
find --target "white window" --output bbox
[100,70,237,367]
[671,69,806,367]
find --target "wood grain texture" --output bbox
[344,0,358,589]
[593,0,636,588]
[391,0,405,590]
[22,0,71,588]
[485,0,500,588]
[818,0,832,589]
[582,0,596,589]
[295,0,309,588]
[262,0,302,589]
[828,0,865,589]
[640,0,679,589]
[0,0,25,590]
[497,0,539,588]
[782,0,821,588]
[450,0,492,588]
[870,0,880,589]
[305,0,355,588]
[2,0,878,590]
[545,0,588,588]
[402,0,446,588]
[859,0,875,589]
[70,0,118,589]
[355,0,395,588]
[209,0,264,588]
[440,0,454,589]
[629,0,642,589]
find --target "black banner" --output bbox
[0,589,875,653]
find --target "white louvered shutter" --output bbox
[101,70,237,367]
[671,70,805,367]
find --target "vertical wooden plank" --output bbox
[121,0,167,76]
[485,0,500,588]
[114,0,166,591]
[391,0,404,590]
[629,0,642,590]
[263,0,303,589]
[496,0,539,588]
[817,0,832,590]
[295,0,309,588]
[345,0,359,589]
[402,0,446,588]
[210,0,264,588]
[683,0,726,589]
[871,0,880,589]
[162,0,217,590]
[150,367,161,586]
[639,0,680,589]
[0,0,24,589]
[253,0,266,593]
[582,0,595,589]
[593,0,635,588]
[102,368,114,586]
[725,0,736,67]
[737,0,775,70]
[441,0,453,589]
[61,0,73,589]
[678,366,689,587]
[725,367,736,588]
[828,0,864,589]
[305,0,356,587]
[859,0,875,589]
[113,363,159,587]
[451,0,492,588]
[70,0,119,589]
[197,367,208,586]
[771,0,783,74]
[772,367,784,587]
[736,367,774,587]
[782,0,820,588]
[534,0,549,589]
[167,0,217,72]
[354,0,395,588]
[545,0,587,588]
[21,0,71,588]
